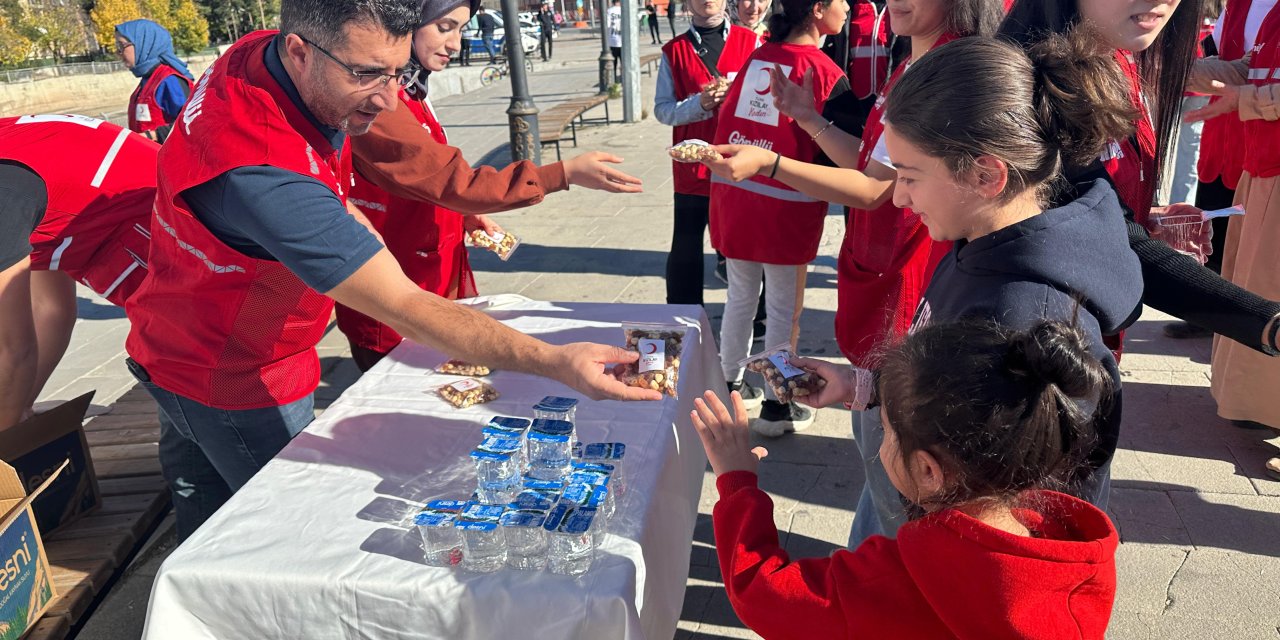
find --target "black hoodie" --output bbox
[909,179,1144,503]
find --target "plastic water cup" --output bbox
[458,504,507,573]
[501,511,548,570]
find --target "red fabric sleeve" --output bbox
[350,102,569,215]
[712,471,853,639]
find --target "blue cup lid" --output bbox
[486,416,532,432]
[530,418,574,436]
[456,520,499,532]
[461,503,506,521]
[534,396,579,412]
[425,499,468,512]
[413,512,456,527]
[500,510,547,528]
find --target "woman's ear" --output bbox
[966,155,1011,199]
[909,449,946,502]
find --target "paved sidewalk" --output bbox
[49,29,1280,640]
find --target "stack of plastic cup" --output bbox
[471,436,523,504]
[414,500,467,566]
[533,396,579,441]
[457,503,507,572]
[483,416,532,468]
[527,419,574,480]
[543,501,598,577]
[568,462,616,523]
[575,442,627,498]
[500,510,548,570]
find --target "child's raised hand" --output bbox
[691,390,768,476]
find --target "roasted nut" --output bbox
[437,378,500,408]
[744,353,823,404]
[469,229,520,260]
[437,359,492,376]
[669,141,723,164]
[702,76,732,93]
[614,326,685,397]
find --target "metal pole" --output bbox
[620,0,639,122]
[597,0,611,93]
[500,0,541,162]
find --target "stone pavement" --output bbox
[42,26,1280,640]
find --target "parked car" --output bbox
[462,22,541,57]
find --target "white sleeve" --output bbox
[1213,9,1225,49]
[869,134,892,170]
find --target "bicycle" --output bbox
[480,56,534,86]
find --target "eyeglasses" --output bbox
[115,41,134,54]
[297,35,419,89]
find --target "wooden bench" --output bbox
[640,52,662,77]
[538,94,613,161]
[25,385,172,640]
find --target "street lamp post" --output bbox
[597,0,611,94]
[499,0,541,162]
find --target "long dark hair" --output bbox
[767,0,835,41]
[880,319,1111,507]
[884,32,1136,201]
[998,0,1205,201]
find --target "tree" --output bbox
[169,0,206,53]
[28,2,91,62]
[139,0,171,29]
[89,0,141,49]
[0,13,32,66]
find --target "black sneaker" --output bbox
[727,380,764,409]
[752,320,767,342]
[752,400,814,437]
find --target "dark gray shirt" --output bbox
[181,37,383,294]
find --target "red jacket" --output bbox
[338,90,476,354]
[662,25,759,196]
[0,115,157,306]
[126,30,349,409]
[709,42,844,265]
[846,1,889,99]
[713,472,1118,639]
[128,64,194,136]
[837,38,955,368]
[1199,0,1253,188]
[1243,4,1280,177]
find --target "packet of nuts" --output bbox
[612,322,686,397]
[668,139,723,164]
[437,359,491,376]
[437,378,500,409]
[468,228,521,261]
[740,345,826,404]
[702,76,732,93]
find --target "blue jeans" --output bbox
[481,35,497,61]
[126,358,314,541]
[848,407,909,548]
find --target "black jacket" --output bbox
[914,179,1144,499]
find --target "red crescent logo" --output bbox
[644,343,658,354]
[753,69,771,95]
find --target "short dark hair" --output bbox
[880,319,1111,509]
[280,0,421,49]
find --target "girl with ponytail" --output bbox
[691,316,1120,637]
[798,34,1142,545]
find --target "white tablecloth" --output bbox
[142,297,721,640]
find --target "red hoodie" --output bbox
[713,472,1118,639]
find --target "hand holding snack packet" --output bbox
[741,345,826,404]
[669,139,723,163]
[469,228,521,261]
[612,323,686,397]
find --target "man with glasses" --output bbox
[125,0,660,541]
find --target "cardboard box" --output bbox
[0,460,66,640]
[0,393,101,535]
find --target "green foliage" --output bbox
[169,0,206,53]
[0,13,33,66]
[89,0,142,48]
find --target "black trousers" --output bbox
[1195,177,1235,275]
[540,32,554,60]
[649,18,662,42]
[666,193,768,322]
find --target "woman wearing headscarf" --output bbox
[114,19,195,143]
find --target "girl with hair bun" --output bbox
[789,33,1144,542]
[691,317,1120,637]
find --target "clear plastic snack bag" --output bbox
[437,378,500,409]
[741,345,826,404]
[468,228,521,261]
[613,322,686,397]
[668,138,722,164]
[437,359,491,376]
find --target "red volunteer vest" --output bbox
[127,64,194,136]
[836,36,956,368]
[662,24,759,196]
[1243,6,1280,177]
[1103,51,1158,225]
[709,42,844,265]
[1199,0,1254,188]
[0,115,157,306]
[337,90,477,354]
[125,31,352,409]
[847,1,889,99]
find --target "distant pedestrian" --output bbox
[476,5,499,63]
[646,2,662,43]
[538,2,556,60]
[114,19,195,143]
[607,0,622,81]
[667,0,678,39]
